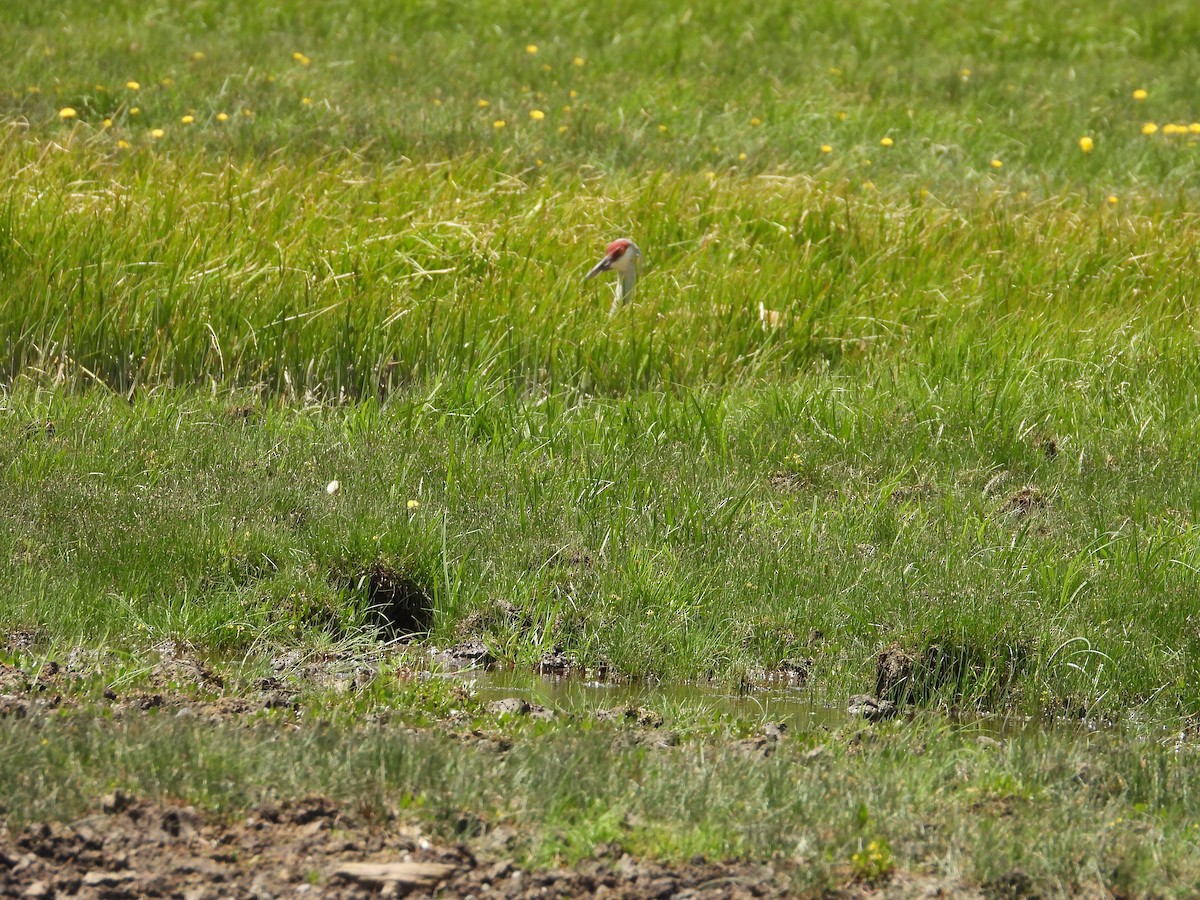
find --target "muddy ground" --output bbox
[0,794,784,899]
[0,794,979,899]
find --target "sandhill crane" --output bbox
[584,238,641,316]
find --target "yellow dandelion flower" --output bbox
[1190,123,1200,134]
[529,109,545,120]
[102,118,112,128]
[820,144,833,153]
[130,107,140,116]
[493,119,506,129]
[407,499,420,509]
[1132,88,1148,101]
[562,105,572,113]
[1106,195,1119,206]
[738,152,747,161]
[990,158,1003,168]
[960,67,972,78]
[526,44,538,54]
[569,89,578,98]
[117,139,131,149]
[880,136,894,147]
[1142,122,1158,135]
[706,171,717,180]
[216,112,229,122]
[837,111,848,121]
[557,124,568,134]
[750,117,762,126]
[242,108,254,117]
[58,107,76,119]
[1078,136,1094,153]
[94,84,106,93]
[181,114,194,124]
[125,81,140,91]
[26,86,40,94]
[573,57,585,66]
[658,124,668,133]
[1167,123,1189,135]
[160,77,173,86]
[302,97,312,105]
[432,98,442,106]
[862,180,875,190]
[292,51,310,65]
[191,51,205,61]
[477,98,490,108]
[150,128,164,139]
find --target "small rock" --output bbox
[537,646,574,676]
[330,861,456,888]
[83,870,138,886]
[645,876,680,898]
[22,881,50,898]
[488,697,530,716]
[101,789,135,814]
[433,641,494,670]
[732,737,775,759]
[848,694,898,721]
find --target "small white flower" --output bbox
[326,480,340,495]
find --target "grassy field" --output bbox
[6,0,1200,894]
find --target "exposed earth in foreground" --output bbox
[0,794,981,899]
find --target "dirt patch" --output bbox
[876,646,916,702]
[536,644,575,676]
[0,795,797,899]
[597,705,665,729]
[3,630,44,654]
[1004,486,1046,518]
[768,470,811,492]
[432,640,496,670]
[149,639,224,691]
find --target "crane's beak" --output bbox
[584,254,615,280]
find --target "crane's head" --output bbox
[584,238,641,282]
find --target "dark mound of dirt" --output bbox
[0,795,791,898]
[876,639,1029,708]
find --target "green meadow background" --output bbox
[5,0,1200,716]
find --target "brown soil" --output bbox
[0,795,792,899]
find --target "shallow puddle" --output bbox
[433,665,1073,737]
[448,667,848,730]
